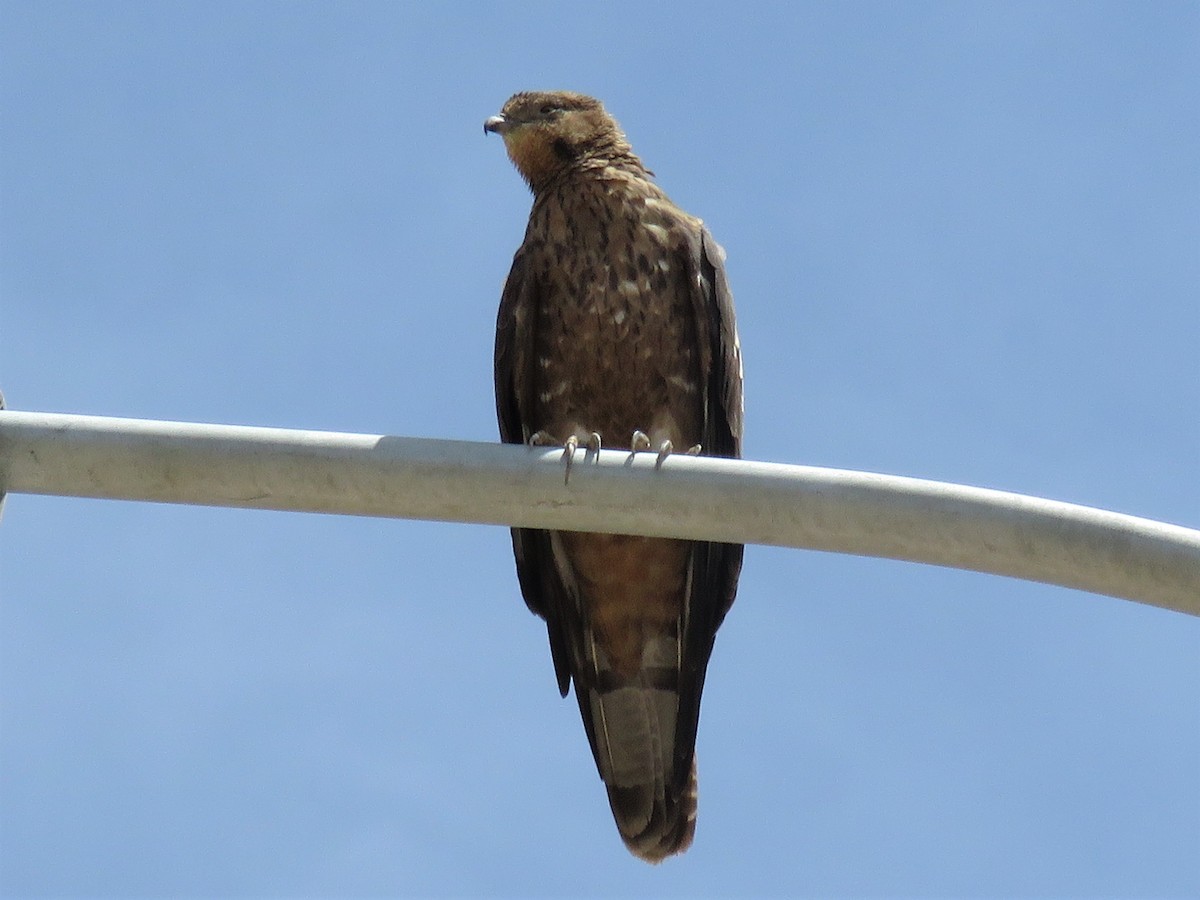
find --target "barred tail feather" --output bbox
[584,632,698,862]
[608,757,698,862]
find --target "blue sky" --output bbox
[2,2,1198,896]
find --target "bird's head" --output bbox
[484,91,636,191]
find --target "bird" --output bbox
[485,91,744,862]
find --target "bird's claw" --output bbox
[528,430,576,484]
[529,431,603,485]
[534,429,692,478]
[628,431,697,466]
[562,434,579,484]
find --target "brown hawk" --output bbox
[486,91,744,862]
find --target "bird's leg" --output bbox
[630,430,652,452]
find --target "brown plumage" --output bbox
[486,91,744,862]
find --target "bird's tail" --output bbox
[582,631,698,862]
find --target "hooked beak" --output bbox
[483,114,508,135]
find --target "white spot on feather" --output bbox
[667,375,697,394]
[538,380,570,403]
[618,279,640,299]
[613,309,627,325]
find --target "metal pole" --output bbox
[1,410,1197,617]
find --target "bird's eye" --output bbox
[539,104,560,116]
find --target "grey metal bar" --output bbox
[1,410,1197,616]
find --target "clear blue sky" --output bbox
[2,2,1197,896]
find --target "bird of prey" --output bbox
[486,91,744,862]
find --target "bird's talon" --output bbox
[630,430,652,452]
[686,443,702,456]
[656,440,674,467]
[586,432,602,455]
[563,434,580,484]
